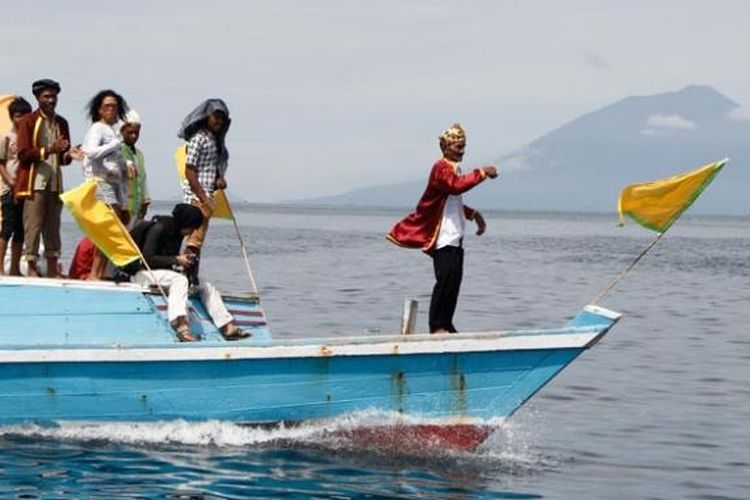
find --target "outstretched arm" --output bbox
[432,162,498,196]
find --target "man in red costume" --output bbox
[387,123,498,333]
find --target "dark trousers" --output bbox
[429,245,464,333]
[0,193,24,243]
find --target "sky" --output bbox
[2,1,749,202]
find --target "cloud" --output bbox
[641,113,697,135]
[583,50,610,70]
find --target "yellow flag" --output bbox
[0,94,15,136]
[174,144,233,219]
[60,180,141,266]
[618,159,726,232]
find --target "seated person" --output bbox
[128,203,249,342]
[68,237,96,280]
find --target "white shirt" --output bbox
[436,162,465,249]
[82,122,126,182]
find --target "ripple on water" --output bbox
[13,213,748,498]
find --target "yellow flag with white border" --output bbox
[618,159,726,232]
[60,180,141,266]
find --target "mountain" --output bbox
[297,86,749,214]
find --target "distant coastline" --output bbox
[147,200,748,221]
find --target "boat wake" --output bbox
[0,411,558,477]
[0,411,510,448]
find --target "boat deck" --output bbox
[0,276,271,347]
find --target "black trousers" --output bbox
[0,193,24,243]
[429,245,464,333]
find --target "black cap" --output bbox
[172,204,204,230]
[31,79,61,97]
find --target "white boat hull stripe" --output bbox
[0,331,601,363]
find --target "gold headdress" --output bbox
[439,123,466,148]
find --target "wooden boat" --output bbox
[0,276,621,451]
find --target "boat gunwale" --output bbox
[0,326,610,364]
[0,277,621,364]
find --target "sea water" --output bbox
[0,205,748,498]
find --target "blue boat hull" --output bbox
[0,278,620,428]
[0,348,582,424]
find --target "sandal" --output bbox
[172,320,197,342]
[221,324,251,341]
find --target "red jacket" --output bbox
[14,109,71,199]
[387,158,487,254]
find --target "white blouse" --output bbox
[82,122,126,183]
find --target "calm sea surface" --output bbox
[1,205,748,498]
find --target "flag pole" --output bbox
[224,197,259,295]
[61,182,175,333]
[138,254,170,302]
[108,207,170,302]
[112,211,198,342]
[590,230,666,305]
[590,158,727,306]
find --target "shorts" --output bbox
[0,192,24,243]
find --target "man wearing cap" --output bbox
[15,79,73,277]
[387,123,498,333]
